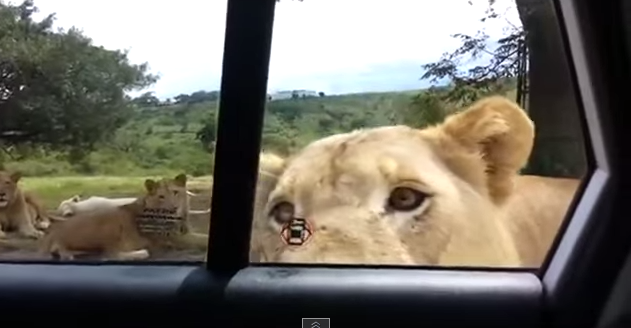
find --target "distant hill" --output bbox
[269,90,320,100]
[2,82,519,178]
[2,89,421,177]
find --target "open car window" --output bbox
[250,0,588,270]
[0,0,228,263]
[0,0,629,327]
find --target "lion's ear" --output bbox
[433,96,535,203]
[144,179,158,194]
[258,152,287,177]
[173,173,187,187]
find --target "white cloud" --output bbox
[29,0,521,99]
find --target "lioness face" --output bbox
[260,127,472,265]
[166,174,189,218]
[0,171,21,208]
[254,96,534,267]
[143,174,188,216]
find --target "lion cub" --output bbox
[40,174,192,261]
[0,170,49,239]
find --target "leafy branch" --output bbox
[420,1,525,106]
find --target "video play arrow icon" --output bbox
[303,317,329,328]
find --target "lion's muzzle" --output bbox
[0,193,8,208]
[276,206,414,265]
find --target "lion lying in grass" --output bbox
[251,96,580,267]
[0,170,60,240]
[57,190,211,217]
[39,174,208,261]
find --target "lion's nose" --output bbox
[0,192,6,197]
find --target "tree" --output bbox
[174,93,191,104]
[420,1,524,107]
[398,88,449,128]
[172,90,220,105]
[111,129,142,153]
[0,0,158,153]
[420,0,585,178]
[132,92,161,108]
[196,115,217,152]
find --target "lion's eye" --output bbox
[270,201,295,225]
[172,190,179,196]
[387,187,427,211]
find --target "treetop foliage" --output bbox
[0,0,581,179]
[0,0,158,153]
[421,0,524,107]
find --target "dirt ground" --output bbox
[0,188,213,262]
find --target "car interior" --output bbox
[2,0,631,327]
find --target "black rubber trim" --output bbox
[0,264,542,328]
[544,0,631,327]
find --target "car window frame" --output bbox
[0,0,627,327]
[542,0,631,326]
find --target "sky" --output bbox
[29,0,521,100]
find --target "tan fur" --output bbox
[169,175,196,235]
[503,175,580,266]
[0,170,47,239]
[39,174,208,261]
[250,152,289,262]
[23,191,65,230]
[251,96,572,267]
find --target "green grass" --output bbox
[21,175,214,209]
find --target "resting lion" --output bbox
[39,174,208,261]
[251,95,580,267]
[57,190,211,217]
[0,170,60,239]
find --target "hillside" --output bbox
[0,90,419,178]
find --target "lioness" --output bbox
[0,170,55,239]
[40,174,209,261]
[251,96,580,267]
